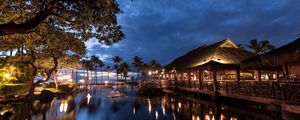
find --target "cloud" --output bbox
[88,0,300,66]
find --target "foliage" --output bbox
[112,56,122,79]
[0,83,28,96]
[0,0,124,44]
[43,88,59,93]
[149,59,161,71]
[120,62,130,79]
[132,56,143,78]
[0,64,19,86]
[58,82,77,93]
[246,39,275,54]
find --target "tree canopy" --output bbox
[0,0,124,44]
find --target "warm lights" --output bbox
[4,73,10,78]
[104,80,109,85]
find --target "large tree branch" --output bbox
[0,9,53,36]
[0,0,57,36]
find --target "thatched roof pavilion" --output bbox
[241,37,300,70]
[166,38,255,71]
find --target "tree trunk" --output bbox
[0,7,54,36]
[95,70,98,84]
[101,68,103,84]
[86,69,89,84]
[53,70,59,89]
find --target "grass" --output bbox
[43,88,60,93]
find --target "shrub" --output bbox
[58,82,77,93]
[0,83,28,96]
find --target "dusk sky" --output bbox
[86,0,300,66]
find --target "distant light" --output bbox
[178,102,181,108]
[104,81,109,85]
[79,79,85,83]
[4,73,10,78]
[148,71,152,75]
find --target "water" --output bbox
[3,85,300,120]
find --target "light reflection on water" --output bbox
[3,85,300,120]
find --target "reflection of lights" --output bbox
[173,113,176,120]
[155,111,158,120]
[148,99,152,113]
[59,101,68,112]
[87,93,92,104]
[162,105,166,116]
[230,117,237,120]
[192,115,200,120]
[205,114,210,120]
[178,102,181,108]
[220,113,225,120]
[133,107,135,115]
[67,78,73,82]
[171,104,174,110]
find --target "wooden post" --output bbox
[198,69,202,90]
[188,70,191,88]
[276,71,280,82]
[75,69,78,83]
[213,69,219,96]
[237,66,240,94]
[258,69,262,81]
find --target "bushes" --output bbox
[0,83,28,96]
[58,82,77,93]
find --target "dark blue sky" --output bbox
[86,0,300,66]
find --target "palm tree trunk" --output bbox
[86,69,89,84]
[95,70,98,84]
[101,68,103,84]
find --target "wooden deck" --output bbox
[138,80,300,114]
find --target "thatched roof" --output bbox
[241,37,300,69]
[166,38,255,71]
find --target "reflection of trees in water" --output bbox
[111,100,120,112]
[110,98,129,113]
[9,96,77,120]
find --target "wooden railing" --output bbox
[138,79,300,105]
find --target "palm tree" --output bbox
[112,56,122,80]
[90,55,105,84]
[246,39,261,54]
[106,66,111,82]
[260,40,275,53]
[236,44,245,50]
[246,39,275,54]
[149,59,161,80]
[120,62,130,81]
[140,63,148,79]
[82,59,94,84]
[98,60,105,84]
[132,56,143,80]
[90,55,99,83]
